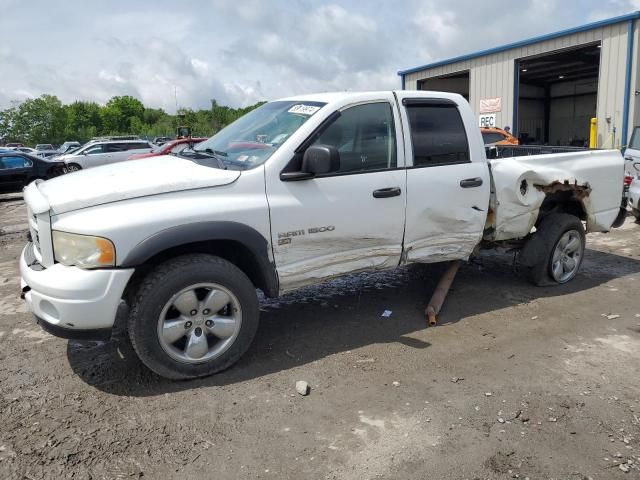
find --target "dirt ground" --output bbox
[1,192,640,480]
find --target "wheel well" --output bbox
[123,239,277,302]
[536,191,587,226]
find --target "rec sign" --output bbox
[478,113,497,128]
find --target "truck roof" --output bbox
[277,91,402,103]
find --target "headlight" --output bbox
[52,231,115,268]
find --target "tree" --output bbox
[64,101,102,140]
[100,95,145,134]
[11,95,66,145]
[0,95,265,146]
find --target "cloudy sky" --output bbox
[0,0,638,111]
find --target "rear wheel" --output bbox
[519,213,585,286]
[128,254,259,379]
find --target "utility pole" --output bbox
[174,86,178,115]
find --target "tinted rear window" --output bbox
[406,104,470,167]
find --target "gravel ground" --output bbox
[1,192,640,479]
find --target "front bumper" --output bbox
[20,243,134,338]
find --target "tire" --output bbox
[128,254,259,380]
[65,163,81,173]
[518,213,585,286]
[633,208,640,222]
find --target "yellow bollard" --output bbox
[589,117,597,148]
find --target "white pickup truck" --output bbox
[20,91,625,379]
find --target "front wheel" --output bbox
[519,213,585,286]
[65,163,81,173]
[128,254,259,379]
[632,207,640,222]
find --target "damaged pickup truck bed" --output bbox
[19,91,625,379]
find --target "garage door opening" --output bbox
[418,71,470,101]
[515,43,600,146]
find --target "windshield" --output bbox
[152,142,172,153]
[190,100,326,170]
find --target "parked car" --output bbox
[20,91,625,379]
[35,150,62,159]
[56,139,154,171]
[0,152,64,193]
[153,136,171,145]
[58,141,81,154]
[481,127,519,146]
[12,147,39,155]
[628,161,640,221]
[35,144,54,151]
[4,143,24,148]
[128,137,208,160]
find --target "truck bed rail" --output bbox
[486,145,592,159]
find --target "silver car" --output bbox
[59,140,153,171]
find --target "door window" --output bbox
[309,102,397,174]
[124,142,149,150]
[105,143,129,152]
[406,104,470,167]
[0,156,31,169]
[84,144,105,155]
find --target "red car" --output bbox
[127,137,207,160]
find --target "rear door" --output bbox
[100,143,131,165]
[127,141,153,152]
[77,143,107,168]
[395,93,490,263]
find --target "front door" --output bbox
[267,98,407,292]
[395,93,491,263]
[0,155,31,192]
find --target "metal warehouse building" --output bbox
[398,12,640,149]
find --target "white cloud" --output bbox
[0,0,637,110]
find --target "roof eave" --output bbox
[397,11,640,76]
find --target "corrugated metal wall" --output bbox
[404,22,634,147]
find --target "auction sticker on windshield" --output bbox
[288,104,321,115]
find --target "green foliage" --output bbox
[0,94,265,146]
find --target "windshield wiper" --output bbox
[195,147,228,157]
[183,148,227,169]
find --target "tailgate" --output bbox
[488,149,624,241]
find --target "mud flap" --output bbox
[611,198,628,228]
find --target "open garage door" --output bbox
[515,43,600,146]
[418,71,470,101]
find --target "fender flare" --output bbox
[120,221,278,296]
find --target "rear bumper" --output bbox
[20,243,134,334]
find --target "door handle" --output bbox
[460,177,483,188]
[373,187,401,198]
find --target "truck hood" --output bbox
[35,155,241,214]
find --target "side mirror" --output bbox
[280,145,340,181]
[302,145,340,174]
